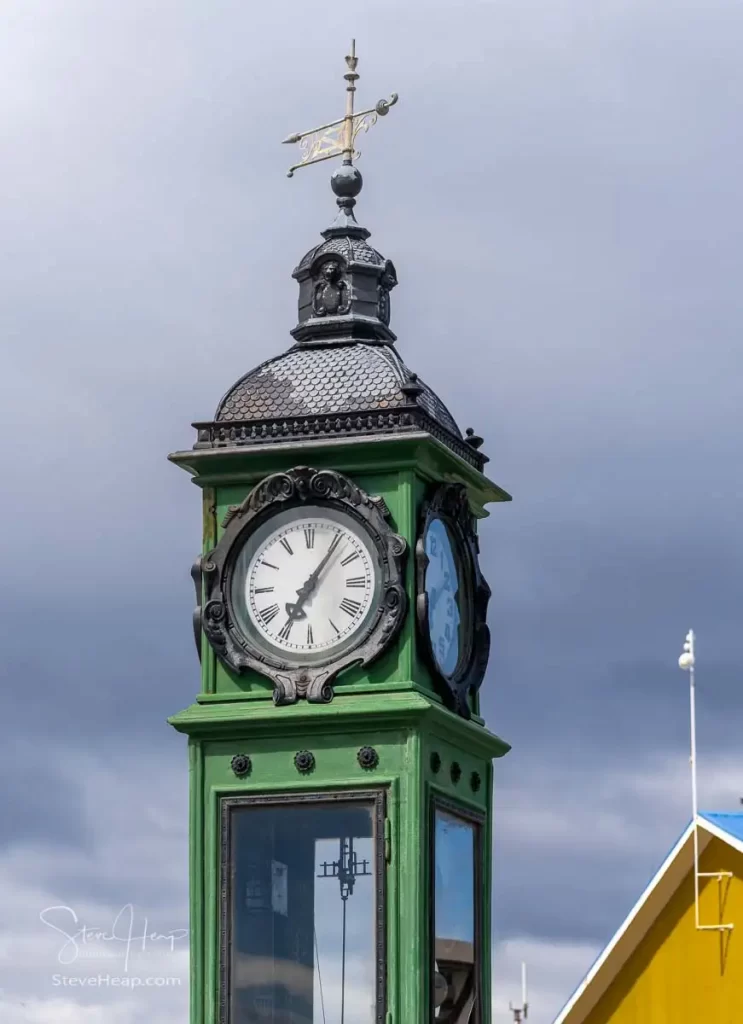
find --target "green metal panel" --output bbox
[172,692,508,1024]
[182,436,506,709]
[170,427,510,1024]
[170,434,510,509]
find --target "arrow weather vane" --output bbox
[282,40,398,178]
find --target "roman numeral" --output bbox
[259,604,280,625]
[262,561,279,571]
[340,551,359,566]
[339,597,361,617]
[346,576,366,588]
[304,528,315,549]
[329,618,340,634]
[277,619,294,641]
[254,586,274,594]
[328,532,342,555]
[280,537,294,555]
[307,624,314,645]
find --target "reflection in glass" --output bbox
[432,809,478,1023]
[226,798,378,1023]
[424,519,462,677]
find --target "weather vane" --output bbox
[282,40,398,178]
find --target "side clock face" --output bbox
[415,482,491,718]
[423,517,471,679]
[230,505,381,663]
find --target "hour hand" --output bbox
[284,601,308,621]
[284,534,343,622]
[284,573,320,621]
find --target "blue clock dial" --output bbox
[424,518,462,677]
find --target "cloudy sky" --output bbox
[1,0,742,1020]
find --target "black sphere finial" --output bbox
[324,162,367,239]
[331,163,363,199]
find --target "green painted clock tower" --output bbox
[169,43,511,1024]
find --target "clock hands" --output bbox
[296,531,343,604]
[283,531,343,623]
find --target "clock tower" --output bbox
[169,43,511,1024]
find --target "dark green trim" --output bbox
[169,433,511,510]
[169,691,510,760]
[188,739,205,1022]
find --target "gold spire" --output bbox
[282,40,398,178]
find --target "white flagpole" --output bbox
[679,629,699,927]
[678,630,735,932]
[509,961,528,1021]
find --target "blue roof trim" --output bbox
[700,811,743,844]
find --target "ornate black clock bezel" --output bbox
[415,483,491,718]
[194,466,407,705]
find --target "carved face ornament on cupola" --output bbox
[312,259,350,317]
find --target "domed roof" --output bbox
[190,176,486,470]
[215,343,460,437]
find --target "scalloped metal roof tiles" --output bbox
[295,235,385,273]
[215,343,461,439]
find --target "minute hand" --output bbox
[285,533,343,619]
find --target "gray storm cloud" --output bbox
[1,1,741,1020]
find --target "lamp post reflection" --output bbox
[317,837,373,1024]
[226,796,379,1024]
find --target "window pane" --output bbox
[226,798,379,1024]
[433,809,477,1023]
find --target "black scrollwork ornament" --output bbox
[231,754,252,778]
[191,556,204,662]
[470,771,482,793]
[294,750,315,774]
[357,746,379,770]
[450,762,462,785]
[415,483,492,719]
[377,261,397,326]
[199,466,408,706]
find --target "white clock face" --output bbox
[236,511,378,659]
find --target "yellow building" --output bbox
[553,812,743,1024]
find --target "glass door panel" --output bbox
[431,804,482,1024]
[222,791,384,1024]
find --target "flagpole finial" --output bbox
[282,41,398,183]
[679,629,695,670]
